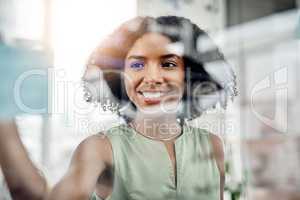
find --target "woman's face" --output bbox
[124,32,185,114]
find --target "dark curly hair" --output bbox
[82,16,237,123]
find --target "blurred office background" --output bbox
[1,0,300,199]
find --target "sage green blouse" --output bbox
[91,123,220,200]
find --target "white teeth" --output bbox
[142,92,162,98]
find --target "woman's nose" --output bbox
[144,64,163,84]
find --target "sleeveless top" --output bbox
[90,123,220,200]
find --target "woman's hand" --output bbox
[0,120,47,200]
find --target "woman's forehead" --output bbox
[126,32,183,59]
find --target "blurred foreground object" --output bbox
[0,40,51,119]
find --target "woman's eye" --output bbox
[130,62,144,70]
[161,61,177,68]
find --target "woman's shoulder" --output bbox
[192,127,225,175]
[186,125,224,163]
[185,124,215,137]
[75,133,113,167]
[100,123,134,139]
[78,124,132,156]
[186,125,222,140]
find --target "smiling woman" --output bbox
[46,16,237,200]
[124,32,185,111]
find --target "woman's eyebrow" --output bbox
[126,55,145,60]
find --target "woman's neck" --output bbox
[131,112,182,140]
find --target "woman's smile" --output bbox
[137,90,174,104]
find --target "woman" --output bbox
[48,16,237,200]
[0,15,236,200]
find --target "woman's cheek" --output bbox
[124,75,138,102]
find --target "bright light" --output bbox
[51,0,137,120]
[52,0,137,79]
[14,0,44,40]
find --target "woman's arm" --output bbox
[0,120,47,200]
[46,134,112,200]
[209,134,225,200]
[0,120,112,200]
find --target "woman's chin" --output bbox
[136,100,181,117]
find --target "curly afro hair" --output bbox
[82,16,237,123]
